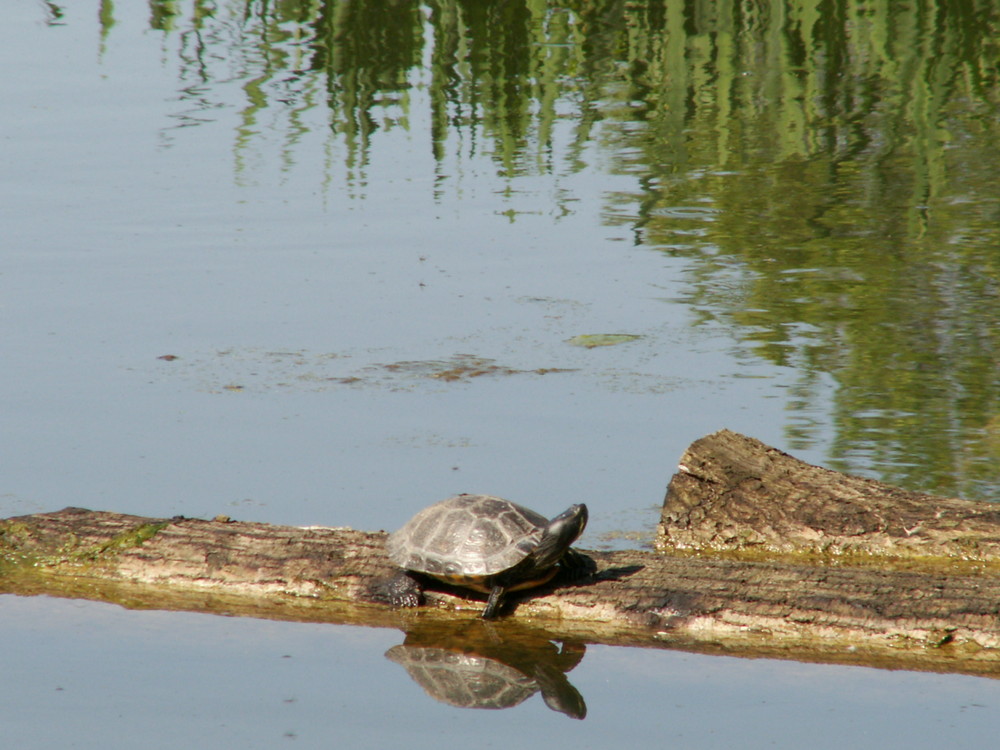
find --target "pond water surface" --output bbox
[5,595,1000,749]
[3,0,999,746]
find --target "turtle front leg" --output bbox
[559,547,594,579]
[386,571,424,608]
[481,585,506,619]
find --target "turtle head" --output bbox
[531,504,588,570]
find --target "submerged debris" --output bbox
[151,349,575,393]
[566,334,641,349]
[374,354,574,382]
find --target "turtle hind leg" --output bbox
[481,585,506,619]
[386,571,424,608]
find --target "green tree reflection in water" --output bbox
[598,1,1000,498]
[126,0,998,498]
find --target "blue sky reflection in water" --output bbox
[3,596,999,750]
[2,0,1000,746]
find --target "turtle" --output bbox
[385,494,589,619]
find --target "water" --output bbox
[2,0,999,745]
[3,595,999,750]
[2,0,815,538]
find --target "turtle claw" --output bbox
[387,571,424,609]
[393,591,421,608]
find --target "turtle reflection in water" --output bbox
[386,626,587,718]
[385,494,589,619]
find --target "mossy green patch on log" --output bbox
[659,540,1000,578]
[0,511,168,569]
[86,521,170,559]
[0,519,36,560]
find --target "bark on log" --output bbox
[3,431,1000,679]
[660,430,1000,566]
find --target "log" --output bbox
[2,431,1000,679]
[659,430,1000,566]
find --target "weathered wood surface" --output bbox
[2,430,1000,678]
[660,430,1000,565]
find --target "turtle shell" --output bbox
[387,494,549,582]
[385,645,538,710]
